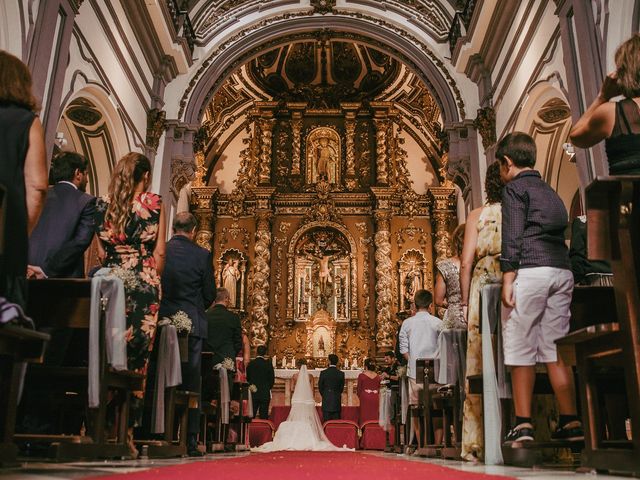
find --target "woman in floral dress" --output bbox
[94,152,166,450]
[459,162,504,461]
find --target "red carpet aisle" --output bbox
[93,452,514,480]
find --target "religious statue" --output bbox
[318,336,325,356]
[404,266,422,310]
[316,137,335,180]
[306,128,340,185]
[222,258,241,308]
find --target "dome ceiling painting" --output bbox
[247,40,401,108]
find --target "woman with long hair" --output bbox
[94,152,166,456]
[434,223,466,330]
[458,161,505,461]
[0,50,48,307]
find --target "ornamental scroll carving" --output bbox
[374,119,390,184]
[428,187,457,263]
[250,212,272,346]
[374,211,394,349]
[258,118,275,185]
[473,106,496,151]
[291,117,303,175]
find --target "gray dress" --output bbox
[436,258,465,329]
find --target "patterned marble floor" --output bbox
[0,452,631,480]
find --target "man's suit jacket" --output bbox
[205,304,242,364]
[159,235,216,339]
[318,365,345,413]
[246,356,275,400]
[29,182,95,278]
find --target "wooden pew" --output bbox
[201,352,224,452]
[0,325,49,466]
[557,176,640,475]
[16,279,143,460]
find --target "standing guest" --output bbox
[205,288,243,365]
[497,132,582,444]
[399,290,441,448]
[246,345,275,419]
[458,161,504,461]
[95,152,166,457]
[159,212,215,456]
[569,33,640,174]
[318,354,344,421]
[381,351,399,389]
[357,358,381,424]
[434,224,466,329]
[0,50,47,308]
[28,151,95,279]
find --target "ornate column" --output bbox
[256,102,278,185]
[250,187,276,347]
[371,103,394,186]
[371,187,394,349]
[288,103,306,175]
[428,187,457,263]
[341,103,359,177]
[189,152,217,251]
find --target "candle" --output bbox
[353,358,358,369]
[272,356,277,368]
[290,358,296,368]
[344,358,349,369]
[281,357,286,368]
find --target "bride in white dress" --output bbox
[253,365,351,452]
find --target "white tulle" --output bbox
[253,365,351,452]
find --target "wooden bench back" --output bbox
[26,279,92,329]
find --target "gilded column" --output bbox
[374,119,390,185]
[190,187,217,251]
[250,187,275,346]
[258,117,274,185]
[428,187,457,263]
[288,103,306,175]
[373,207,394,349]
[341,103,359,177]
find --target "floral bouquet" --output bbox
[170,310,192,335]
[397,365,407,378]
[110,266,140,290]
[249,384,258,393]
[221,357,235,371]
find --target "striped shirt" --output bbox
[500,170,570,273]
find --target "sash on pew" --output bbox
[151,321,182,433]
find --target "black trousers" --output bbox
[323,410,340,421]
[183,336,204,435]
[253,397,271,419]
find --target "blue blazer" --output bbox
[28,182,95,278]
[159,235,216,339]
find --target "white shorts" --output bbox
[502,267,574,366]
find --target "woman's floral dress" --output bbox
[95,192,162,426]
[461,202,502,461]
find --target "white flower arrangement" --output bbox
[249,384,258,393]
[221,357,235,371]
[110,266,140,290]
[397,365,407,378]
[170,310,192,334]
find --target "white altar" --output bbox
[274,368,363,406]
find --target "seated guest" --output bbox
[319,354,344,421]
[497,132,582,444]
[357,358,381,424]
[94,152,166,457]
[28,151,96,366]
[159,212,215,457]
[246,345,275,419]
[205,288,242,366]
[28,151,95,279]
[434,224,466,329]
[459,161,504,461]
[399,290,441,448]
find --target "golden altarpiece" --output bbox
[189,101,456,367]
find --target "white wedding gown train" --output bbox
[253,365,351,452]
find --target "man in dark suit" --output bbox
[205,287,242,366]
[28,151,96,366]
[246,345,275,419]
[160,212,216,456]
[318,354,344,421]
[28,151,95,279]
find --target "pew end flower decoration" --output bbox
[221,357,235,371]
[249,384,258,393]
[397,365,407,378]
[170,310,192,335]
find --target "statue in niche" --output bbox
[306,127,341,185]
[404,266,422,309]
[222,258,241,308]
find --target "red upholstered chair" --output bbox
[360,420,395,450]
[248,419,275,447]
[323,420,360,449]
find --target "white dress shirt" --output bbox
[399,310,441,379]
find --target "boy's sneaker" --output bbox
[551,421,584,442]
[504,423,535,444]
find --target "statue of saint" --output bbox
[222,258,241,308]
[315,137,335,183]
[404,267,422,310]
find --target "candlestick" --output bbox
[290,358,296,368]
[344,358,349,369]
[281,357,286,368]
[272,356,277,368]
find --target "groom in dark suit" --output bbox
[246,345,275,419]
[160,212,216,456]
[318,354,344,421]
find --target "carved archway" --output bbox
[286,221,358,324]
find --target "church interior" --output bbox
[1,0,639,479]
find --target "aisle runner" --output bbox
[94,452,514,480]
